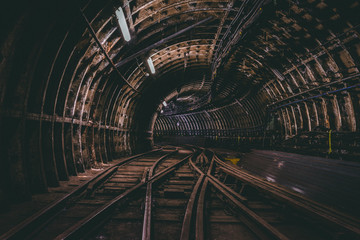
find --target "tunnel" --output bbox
[0,0,360,239]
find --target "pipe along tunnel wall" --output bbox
[0,0,359,206]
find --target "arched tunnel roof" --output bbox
[0,0,359,199]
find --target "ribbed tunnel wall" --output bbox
[0,0,359,205]
[0,2,142,202]
[154,0,360,158]
[154,94,267,144]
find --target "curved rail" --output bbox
[4,145,359,240]
[187,150,288,240]
[0,149,162,240]
[142,148,179,240]
[212,154,360,236]
[55,147,196,239]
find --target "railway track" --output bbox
[1,145,359,240]
[188,150,360,240]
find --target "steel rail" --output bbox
[142,149,179,240]
[148,154,193,183]
[54,177,148,240]
[187,152,208,240]
[195,177,208,240]
[215,157,360,236]
[141,179,153,240]
[207,154,215,175]
[0,149,161,240]
[85,148,163,197]
[180,174,205,240]
[86,166,119,197]
[54,151,195,240]
[208,176,289,240]
[184,152,211,240]
[207,173,247,203]
[189,151,288,240]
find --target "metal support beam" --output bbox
[79,8,139,94]
[269,73,360,109]
[115,17,213,68]
[271,83,360,111]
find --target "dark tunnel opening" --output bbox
[0,0,360,236]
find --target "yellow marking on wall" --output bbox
[328,130,332,154]
[225,158,240,165]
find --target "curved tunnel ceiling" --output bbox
[0,0,359,200]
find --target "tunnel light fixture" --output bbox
[115,7,131,42]
[147,57,156,74]
[162,101,167,107]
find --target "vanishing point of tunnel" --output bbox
[0,0,360,239]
